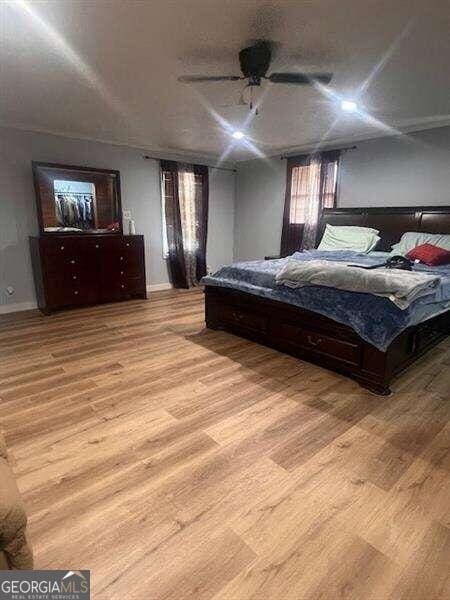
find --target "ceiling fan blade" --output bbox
[268,72,333,85]
[178,75,242,83]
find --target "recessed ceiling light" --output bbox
[341,100,358,112]
[232,130,245,140]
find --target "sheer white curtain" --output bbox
[290,157,321,249]
[178,164,199,287]
[281,151,340,255]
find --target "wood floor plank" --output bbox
[215,515,400,600]
[388,520,450,600]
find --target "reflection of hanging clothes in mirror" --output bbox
[55,193,95,229]
[53,180,96,230]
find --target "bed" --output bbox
[203,206,450,395]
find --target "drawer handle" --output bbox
[126,243,130,247]
[73,275,77,280]
[120,271,124,275]
[121,284,125,289]
[120,256,124,261]
[307,335,322,346]
[60,245,65,250]
[95,244,99,249]
[70,259,76,264]
[74,290,79,295]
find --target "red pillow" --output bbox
[406,243,450,266]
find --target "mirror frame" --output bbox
[32,161,123,235]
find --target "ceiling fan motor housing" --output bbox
[239,42,271,85]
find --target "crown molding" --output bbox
[0,122,237,169]
[2,116,449,166]
[267,117,450,161]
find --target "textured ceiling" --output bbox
[1,0,449,161]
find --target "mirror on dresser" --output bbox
[32,162,122,234]
[30,162,146,314]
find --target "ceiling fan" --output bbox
[178,40,333,88]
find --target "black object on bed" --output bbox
[348,255,414,271]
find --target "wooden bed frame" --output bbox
[204,206,450,395]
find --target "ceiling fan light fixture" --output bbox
[232,130,245,140]
[179,42,333,91]
[341,99,358,112]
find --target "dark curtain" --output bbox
[160,160,209,289]
[280,149,341,256]
[193,164,209,283]
[280,154,309,257]
[161,160,187,288]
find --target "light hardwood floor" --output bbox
[0,290,449,600]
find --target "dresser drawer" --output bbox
[40,237,82,256]
[120,236,142,251]
[83,238,113,253]
[106,277,145,299]
[112,252,141,267]
[277,321,361,366]
[104,237,143,258]
[47,283,97,308]
[218,304,268,334]
[46,269,95,288]
[102,255,142,278]
[116,264,143,279]
[43,252,88,272]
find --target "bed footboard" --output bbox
[204,285,449,395]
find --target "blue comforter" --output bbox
[202,250,450,351]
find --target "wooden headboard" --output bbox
[319,206,450,252]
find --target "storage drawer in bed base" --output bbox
[204,286,449,396]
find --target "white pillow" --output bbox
[317,224,380,253]
[391,231,450,255]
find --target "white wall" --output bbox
[0,127,235,311]
[234,125,450,261]
[207,168,235,273]
[339,126,450,207]
[234,158,286,261]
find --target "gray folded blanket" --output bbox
[276,259,440,309]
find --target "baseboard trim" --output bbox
[0,301,38,315]
[147,283,172,292]
[0,286,174,313]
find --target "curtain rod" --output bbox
[279,145,357,160]
[143,155,236,173]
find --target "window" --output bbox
[289,159,338,224]
[289,162,320,224]
[161,169,203,258]
[281,151,340,255]
[160,160,209,288]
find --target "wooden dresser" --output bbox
[29,234,146,314]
